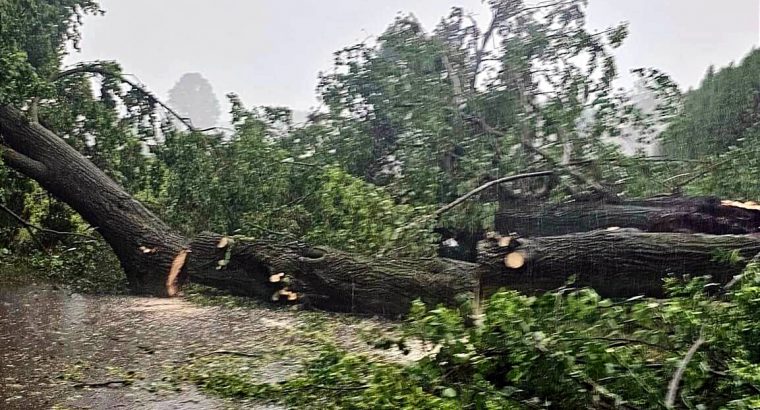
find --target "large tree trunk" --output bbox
[0,106,187,294]
[183,230,760,314]
[496,196,760,236]
[186,232,478,316]
[3,104,760,315]
[478,229,760,297]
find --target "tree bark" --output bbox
[186,232,478,316]
[183,230,760,313]
[478,229,760,298]
[3,104,760,316]
[0,105,187,294]
[496,196,760,236]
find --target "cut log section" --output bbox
[496,196,760,236]
[504,252,525,269]
[217,237,230,248]
[478,229,760,298]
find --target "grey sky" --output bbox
[65,0,758,114]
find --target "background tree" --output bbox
[661,49,760,159]
[167,72,221,129]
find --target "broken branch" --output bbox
[0,202,95,240]
[665,335,706,408]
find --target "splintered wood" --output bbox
[722,200,760,211]
[216,237,230,248]
[504,251,525,269]
[166,249,189,297]
[271,287,298,302]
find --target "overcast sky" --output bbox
[64,0,759,114]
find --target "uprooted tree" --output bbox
[3,104,760,316]
[3,0,760,317]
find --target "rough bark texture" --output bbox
[478,229,760,297]
[187,233,478,315]
[0,105,187,294]
[3,104,760,316]
[496,196,760,237]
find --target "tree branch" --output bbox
[665,335,706,408]
[431,170,555,218]
[470,9,499,91]
[0,145,48,179]
[665,156,734,191]
[53,64,198,132]
[474,117,618,200]
[469,0,575,91]
[0,202,96,240]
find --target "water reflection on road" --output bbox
[0,282,296,409]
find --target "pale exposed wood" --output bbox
[166,249,188,297]
[722,200,760,211]
[216,237,229,248]
[498,236,512,247]
[504,252,526,269]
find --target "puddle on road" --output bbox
[0,280,415,409]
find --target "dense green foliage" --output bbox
[662,50,760,159]
[655,49,760,200]
[184,260,760,409]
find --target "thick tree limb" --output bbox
[1,146,48,179]
[185,229,760,315]
[187,233,478,316]
[0,104,188,294]
[496,196,760,236]
[478,230,760,298]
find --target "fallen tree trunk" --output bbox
[478,229,760,297]
[183,230,760,313]
[3,104,760,315]
[186,233,478,316]
[496,196,760,236]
